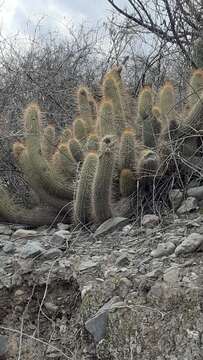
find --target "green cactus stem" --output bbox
[77,86,93,132]
[68,138,84,163]
[92,135,116,223]
[119,128,137,171]
[74,151,98,224]
[97,100,115,137]
[188,69,203,107]
[86,133,99,152]
[120,168,135,197]
[42,124,56,160]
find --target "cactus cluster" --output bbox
[0,64,203,227]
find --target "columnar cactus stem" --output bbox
[120,168,135,197]
[73,117,87,144]
[92,135,116,223]
[97,100,115,137]
[119,128,137,171]
[138,149,159,179]
[159,81,176,122]
[103,70,127,137]
[42,125,56,160]
[74,151,98,224]
[59,127,72,144]
[188,69,203,106]
[77,86,93,132]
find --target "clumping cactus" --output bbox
[24,103,74,200]
[73,117,87,144]
[119,128,137,171]
[74,151,98,224]
[77,86,93,132]
[138,86,153,119]
[68,138,84,163]
[97,100,115,137]
[89,97,97,124]
[86,133,99,152]
[92,135,116,223]
[42,124,56,160]
[120,168,135,197]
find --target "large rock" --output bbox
[0,335,8,358]
[51,230,70,248]
[175,233,203,255]
[94,217,129,238]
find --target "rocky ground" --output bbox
[1,188,203,359]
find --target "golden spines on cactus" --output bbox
[73,117,87,144]
[97,100,115,137]
[138,86,153,119]
[89,97,97,124]
[159,81,176,121]
[68,138,84,163]
[42,125,56,160]
[188,69,203,107]
[86,133,99,152]
[120,168,135,197]
[74,151,98,224]
[77,86,93,132]
[92,135,116,223]
[60,127,72,144]
[119,128,137,171]
[103,70,127,137]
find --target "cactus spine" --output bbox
[77,86,93,132]
[73,117,87,144]
[60,127,72,144]
[120,169,135,197]
[92,135,116,223]
[188,69,203,106]
[98,100,115,137]
[103,71,126,137]
[74,151,98,224]
[119,129,137,170]
[159,81,176,121]
[42,125,56,160]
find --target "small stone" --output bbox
[141,214,159,228]
[94,217,129,238]
[51,230,70,248]
[3,242,15,254]
[79,260,98,272]
[177,197,199,214]
[42,248,62,260]
[21,241,44,259]
[116,254,130,267]
[0,335,8,357]
[151,242,175,258]
[57,223,70,231]
[12,229,37,239]
[163,266,180,284]
[44,302,58,312]
[175,233,203,256]
[169,189,183,210]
